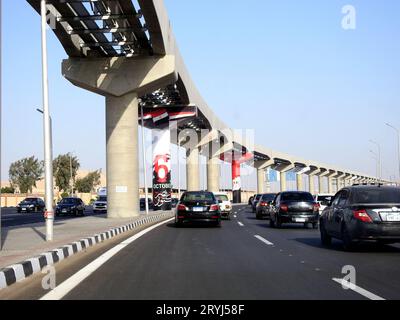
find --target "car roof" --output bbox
[346,185,399,191]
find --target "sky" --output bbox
[1,0,400,188]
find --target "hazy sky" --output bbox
[1,0,400,185]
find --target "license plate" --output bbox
[193,207,204,212]
[62,209,67,213]
[386,213,400,222]
[295,218,306,222]
[22,208,26,211]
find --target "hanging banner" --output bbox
[139,105,198,210]
[232,160,241,204]
[152,121,172,211]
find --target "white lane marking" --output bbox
[40,218,174,300]
[234,215,237,218]
[237,222,244,227]
[332,278,385,301]
[254,235,274,246]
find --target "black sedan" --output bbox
[55,197,85,216]
[17,197,45,213]
[175,191,221,227]
[255,193,277,219]
[270,191,319,228]
[320,185,400,250]
[140,198,153,210]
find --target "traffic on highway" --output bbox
[2,0,400,317]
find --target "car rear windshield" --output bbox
[181,192,215,202]
[352,188,400,204]
[60,198,76,204]
[24,198,36,203]
[255,194,262,200]
[317,195,332,202]
[281,192,314,202]
[261,194,276,201]
[215,195,229,202]
[97,196,107,202]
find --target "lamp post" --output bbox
[140,105,149,215]
[369,140,381,184]
[386,123,400,185]
[40,0,54,241]
[369,150,379,182]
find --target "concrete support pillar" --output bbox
[318,176,324,194]
[337,178,342,190]
[280,172,287,192]
[257,169,265,194]
[309,175,316,194]
[186,146,200,191]
[328,177,334,194]
[296,174,303,191]
[207,153,220,193]
[106,92,139,218]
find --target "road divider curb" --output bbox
[0,212,174,290]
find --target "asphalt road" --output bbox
[0,206,97,228]
[4,204,393,300]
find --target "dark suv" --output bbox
[17,197,45,213]
[269,191,319,228]
[55,197,85,216]
[320,185,400,250]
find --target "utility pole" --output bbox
[41,0,54,241]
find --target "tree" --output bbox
[9,156,44,193]
[1,186,15,194]
[75,170,102,193]
[53,153,80,193]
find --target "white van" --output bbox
[214,192,232,220]
[93,187,107,214]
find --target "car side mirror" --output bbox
[323,201,331,207]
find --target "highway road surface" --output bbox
[0,206,97,228]
[1,205,400,300]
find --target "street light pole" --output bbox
[140,105,149,215]
[40,0,54,241]
[177,139,181,200]
[369,140,381,184]
[386,123,400,185]
[370,150,379,182]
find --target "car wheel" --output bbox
[256,213,261,220]
[214,220,221,228]
[312,222,318,229]
[341,225,355,251]
[303,222,309,229]
[320,222,332,246]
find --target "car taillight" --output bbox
[353,209,372,223]
[280,204,288,212]
[260,201,268,207]
[209,204,219,211]
[177,204,187,211]
[313,203,320,212]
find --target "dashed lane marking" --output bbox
[254,235,274,246]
